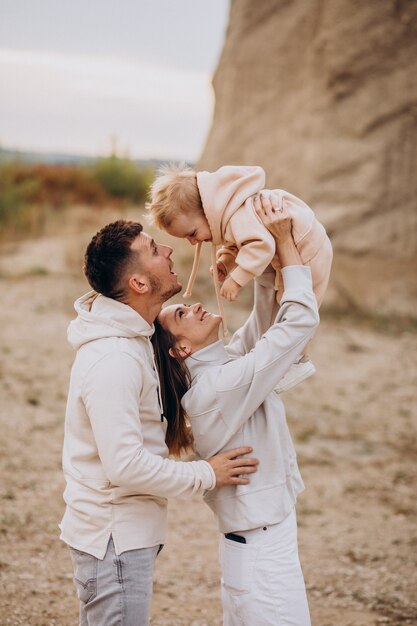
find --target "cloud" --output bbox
[0,49,214,160]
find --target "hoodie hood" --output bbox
[196,165,265,245]
[68,290,154,350]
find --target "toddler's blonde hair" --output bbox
[146,163,203,230]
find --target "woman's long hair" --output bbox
[151,319,194,457]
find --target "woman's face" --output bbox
[158,302,221,355]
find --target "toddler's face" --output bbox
[167,213,212,245]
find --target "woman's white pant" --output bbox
[219,508,311,626]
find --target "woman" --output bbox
[152,195,320,626]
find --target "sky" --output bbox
[0,0,230,161]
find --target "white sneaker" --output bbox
[275,357,316,394]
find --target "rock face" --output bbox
[199,0,417,319]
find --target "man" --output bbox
[60,220,258,625]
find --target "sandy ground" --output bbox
[0,227,416,626]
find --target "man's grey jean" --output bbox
[69,537,162,625]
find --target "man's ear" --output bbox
[168,343,192,360]
[128,274,149,296]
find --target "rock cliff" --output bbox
[199,0,417,319]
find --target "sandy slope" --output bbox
[0,233,416,626]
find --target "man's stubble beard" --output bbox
[147,274,182,303]
[159,283,182,302]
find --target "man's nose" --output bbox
[187,237,197,246]
[193,302,202,313]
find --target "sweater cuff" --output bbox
[230,266,255,287]
[281,265,313,291]
[201,460,216,490]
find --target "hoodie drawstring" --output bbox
[183,242,229,338]
[148,338,165,421]
[183,242,202,298]
[211,244,228,338]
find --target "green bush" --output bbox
[0,163,42,233]
[91,156,153,203]
[0,157,154,239]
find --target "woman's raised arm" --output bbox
[226,193,303,359]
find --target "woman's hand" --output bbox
[254,191,302,267]
[253,191,292,244]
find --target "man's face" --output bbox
[131,232,182,302]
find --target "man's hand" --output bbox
[208,447,259,487]
[220,276,242,301]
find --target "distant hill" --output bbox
[0,147,179,169]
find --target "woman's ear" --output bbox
[168,344,192,360]
[128,274,149,295]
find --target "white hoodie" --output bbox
[182,265,319,534]
[59,291,215,559]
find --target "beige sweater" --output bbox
[182,265,319,533]
[60,291,215,559]
[196,165,331,291]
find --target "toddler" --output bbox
[147,164,333,392]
